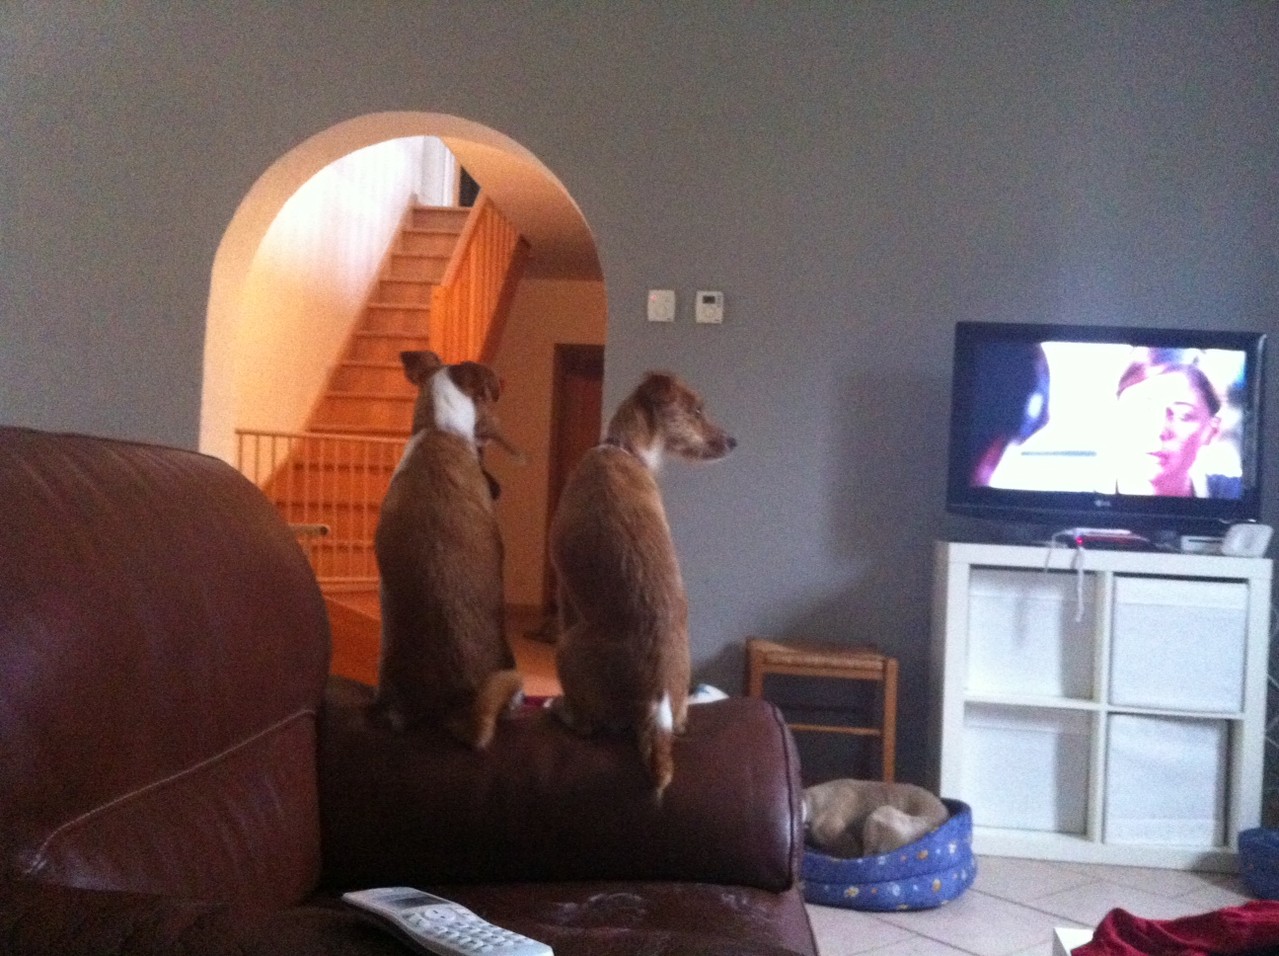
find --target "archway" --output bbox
[200,110,602,461]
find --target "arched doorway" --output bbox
[201,110,602,461]
[202,113,606,675]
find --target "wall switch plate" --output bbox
[695,290,724,324]
[647,289,676,322]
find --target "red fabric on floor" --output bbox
[1075,901,1279,955]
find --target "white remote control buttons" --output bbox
[342,886,553,956]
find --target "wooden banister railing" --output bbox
[236,429,405,585]
[430,194,531,364]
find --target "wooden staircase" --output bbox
[311,204,469,437]
[238,197,529,586]
[254,205,468,581]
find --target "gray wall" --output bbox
[4,1,1277,782]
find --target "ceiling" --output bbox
[444,138,602,282]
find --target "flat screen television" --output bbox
[945,321,1267,538]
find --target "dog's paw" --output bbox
[863,805,933,856]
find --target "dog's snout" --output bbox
[726,435,738,451]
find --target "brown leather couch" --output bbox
[0,426,818,956]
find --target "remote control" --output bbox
[342,886,553,956]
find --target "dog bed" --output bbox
[1240,828,1279,899]
[801,799,975,911]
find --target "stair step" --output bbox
[322,391,414,404]
[313,393,414,432]
[269,470,395,501]
[409,206,469,231]
[303,543,379,582]
[354,329,430,339]
[361,303,430,335]
[303,421,411,438]
[331,362,414,393]
[325,596,381,685]
[397,231,459,256]
[387,253,448,281]
[307,537,375,551]
[350,331,431,363]
[276,507,383,540]
[375,278,436,304]
[278,450,400,471]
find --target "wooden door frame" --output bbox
[541,343,605,614]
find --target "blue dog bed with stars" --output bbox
[801,799,975,911]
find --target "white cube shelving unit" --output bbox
[932,541,1273,870]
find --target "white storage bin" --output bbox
[966,568,1094,700]
[963,704,1090,834]
[1109,577,1247,713]
[1104,714,1227,847]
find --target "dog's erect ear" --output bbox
[636,371,680,409]
[449,361,502,403]
[401,350,443,387]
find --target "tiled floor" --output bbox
[805,855,1254,956]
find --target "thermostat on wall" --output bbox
[695,290,724,324]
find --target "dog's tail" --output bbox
[638,691,676,798]
[453,669,523,750]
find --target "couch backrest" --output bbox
[0,427,331,911]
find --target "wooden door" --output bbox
[542,344,604,614]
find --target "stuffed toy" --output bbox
[803,779,950,858]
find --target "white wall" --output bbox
[235,137,454,435]
[487,279,607,608]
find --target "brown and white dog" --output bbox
[372,350,522,748]
[549,371,736,795]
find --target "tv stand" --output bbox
[932,540,1273,870]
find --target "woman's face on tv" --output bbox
[1114,369,1219,496]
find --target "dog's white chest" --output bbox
[431,370,478,444]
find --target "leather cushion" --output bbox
[319,680,804,892]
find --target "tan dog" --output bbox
[804,780,950,858]
[550,371,737,795]
[372,350,522,748]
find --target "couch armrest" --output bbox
[318,679,804,891]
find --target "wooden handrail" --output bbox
[430,194,530,365]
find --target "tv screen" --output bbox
[946,321,1266,537]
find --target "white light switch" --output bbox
[647,289,676,322]
[695,290,724,324]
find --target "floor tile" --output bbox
[1030,880,1198,927]
[876,891,1067,956]
[1175,880,1254,914]
[806,857,1260,956]
[805,903,913,955]
[975,856,1093,904]
[1056,861,1231,899]
[1003,943,1057,956]
[858,938,977,955]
